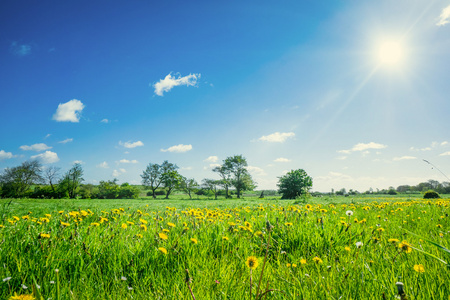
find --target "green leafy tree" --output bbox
[212,165,232,198]
[0,160,43,198]
[180,177,199,199]
[277,169,312,199]
[223,155,255,198]
[141,163,163,198]
[59,163,84,198]
[161,161,181,199]
[202,178,221,200]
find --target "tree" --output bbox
[0,160,43,198]
[212,165,232,198]
[202,178,221,200]
[44,166,61,195]
[141,163,163,198]
[160,161,181,199]
[180,177,199,199]
[59,163,84,198]
[277,169,312,199]
[222,155,255,198]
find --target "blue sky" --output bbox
[1,0,450,192]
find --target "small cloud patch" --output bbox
[161,144,192,153]
[20,143,52,152]
[52,99,85,122]
[153,73,201,96]
[31,151,59,164]
[258,132,295,143]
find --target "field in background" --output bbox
[1,195,449,299]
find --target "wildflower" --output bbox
[126,221,134,225]
[3,277,12,282]
[121,276,127,281]
[344,246,351,252]
[60,221,70,227]
[292,264,297,268]
[398,241,412,253]
[222,236,229,241]
[413,264,425,273]
[255,231,263,237]
[436,224,443,228]
[162,229,170,233]
[139,218,147,224]
[320,209,327,213]
[355,242,363,248]
[168,222,176,227]
[0,225,4,228]
[55,269,59,273]
[158,247,168,254]
[439,233,444,238]
[300,259,307,265]
[121,223,127,229]
[8,293,35,300]
[136,234,143,238]
[39,233,50,239]
[286,263,291,267]
[305,204,312,210]
[21,284,28,289]
[190,238,198,244]
[140,224,147,231]
[50,281,55,284]
[127,286,133,290]
[376,228,385,232]
[245,256,259,270]
[346,210,353,216]
[91,222,100,227]
[158,233,168,240]
[13,216,20,221]
[388,238,399,243]
[313,257,323,264]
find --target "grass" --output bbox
[1,195,449,299]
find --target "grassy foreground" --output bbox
[1,195,449,299]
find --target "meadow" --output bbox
[1,195,449,299]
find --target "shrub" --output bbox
[423,190,440,199]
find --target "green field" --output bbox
[1,195,449,299]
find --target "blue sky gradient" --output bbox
[1,0,449,191]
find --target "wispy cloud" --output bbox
[161,144,192,153]
[393,156,417,161]
[31,151,59,164]
[119,141,144,148]
[437,5,450,26]
[119,159,138,164]
[97,161,109,168]
[0,150,14,160]
[20,143,52,152]
[52,99,85,122]
[274,157,291,163]
[153,73,201,96]
[246,166,267,176]
[439,151,450,156]
[100,119,109,123]
[112,168,127,177]
[258,132,295,143]
[338,142,387,154]
[204,156,218,163]
[58,138,73,144]
[73,160,84,164]
[10,42,31,56]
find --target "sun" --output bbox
[377,41,404,65]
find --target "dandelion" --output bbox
[346,210,353,216]
[388,238,399,243]
[21,284,28,289]
[190,238,198,244]
[121,223,127,229]
[60,221,70,227]
[50,281,55,284]
[292,264,297,268]
[136,234,143,238]
[300,259,307,265]
[121,276,127,281]
[285,222,293,226]
[158,233,168,240]
[398,241,412,253]
[345,246,351,251]
[39,233,50,239]
[3,277,12,282]
[158,247,168,254]
[91,222,100,227]
[162,229,170,233]
[8,293,35,300]
[222,236,229,241]
[312,257,323,264]
[245,256,259,270]
[413,264,425,273]
[168,222,176,227]
[140,224,147,231]
[286,263,291,267]
[305,204,312,210]
[139,218,147,224]
[355,242,363,248]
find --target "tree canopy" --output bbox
[277,169,312,199]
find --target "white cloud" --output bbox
[410,146,431,151]
[10,42,31,56]
[437,5,450,26]
[246,166,267,176]
[100,119,109,123]
[112,168,127,177]
[58,138,73,144]
[153,73,201,96]
[393,156,417,161]
[97,161,109,168]
[351,142,387,152]
[119,141,144,148]
[180,166,193,171]
[161,144,193,153]
[337,150,351,154]
[119,159,138,164]
[52,99,84,122]
[0,150,14,160]
[203,163,220,170]
[274,157,291,163]
[204,156,218,163]
[439,151,450,156]
[73,160,84,164]
[442,141,449,146]
[119,168,126,173]
[258,132,295,143]
[31,151,59,164]
[44,134,51,139]
[20,143,52,152]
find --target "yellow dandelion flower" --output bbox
[158,247,168,254]
[436,224,443,228]
[140,224,147,231]
[313,257,323,264]
[158,233,168,240]
[285,222,293,226]
[126,221,134,225]
[190,238,198,244]
[39,233,50,239]
[286,263,291,267]
[388,238,399,243]
[60,221,70,227]
[292,264,297,268]
[136,234,143,238]
[398,241,412,253]
[168,222,176,227]
[162,229,170,233]
[91,222,100,227]
[305,204,312,210]
[222,236,229,241]
[140,218,148,224]
[345,246,351,251]
[8,293,35,300]
[413,264,425,273]
[121,223,127,229]
[245,256,259,270]
[376,228,385,232]
[300,259,307,265]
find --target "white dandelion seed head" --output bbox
[346,210,353,216]
[127,286,133,290]
[355,242,363,248]
[36,284,41,289]
[22,284,28,289]
[50,281,55,284]
[3,277,12,282]
[55,269,59,273]
[121,276,127,281]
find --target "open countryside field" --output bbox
[1,195,450,299]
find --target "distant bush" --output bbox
[423,190,440,199]
[387,189,397,195]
